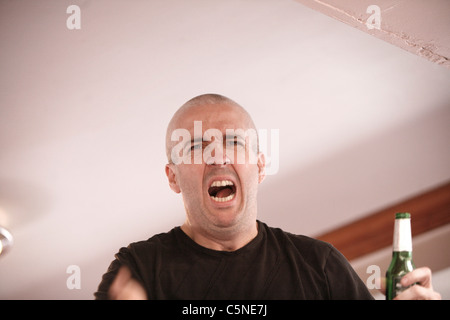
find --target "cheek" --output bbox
[177,165,204,194]
[235,164,260,188]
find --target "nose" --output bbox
[205,145,231,166]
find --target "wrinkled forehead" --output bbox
[171,103,255,134]
[165,102,259,162]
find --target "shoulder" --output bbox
[122,227,180,257]
[261,221,334,261]
[107,228,181,280]
[261,222,373,299]
[95,226,183,299]
[261,221,355,272]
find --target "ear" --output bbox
[165,164,181,193]
[257,152,266,184]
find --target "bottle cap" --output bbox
[395,212,410,219]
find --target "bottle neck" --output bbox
[393,218,412,252]
[391,251,413,260]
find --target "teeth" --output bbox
[210,193,235,202]
[209,180,236,202]
[210,180,234,187]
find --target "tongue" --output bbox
[216,186,233,198]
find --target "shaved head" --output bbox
[164,94,266,245]
[165,94,258,162]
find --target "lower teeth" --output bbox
[211,193,235,202]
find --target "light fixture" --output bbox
[0,226,14,257]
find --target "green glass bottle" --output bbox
[385,212,415,300]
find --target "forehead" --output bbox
[174,103,252,132]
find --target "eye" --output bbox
[227,140,244,147]
[190,143,202,152]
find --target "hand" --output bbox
[108,266,147,300]
[394,267,441,300]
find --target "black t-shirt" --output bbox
[94,220,373,300]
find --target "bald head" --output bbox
[180,93,242,111]
[165,94,258,162]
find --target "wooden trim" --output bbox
[315,181,450,261]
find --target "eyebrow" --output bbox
[183,134,245,150]
[183,137,203,150]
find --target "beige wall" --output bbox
[1,0,449,299]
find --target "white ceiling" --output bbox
[0,0,449,299]
[294,0,450,68]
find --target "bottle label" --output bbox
[393,218,412,252]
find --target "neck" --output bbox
[181,220,259,252]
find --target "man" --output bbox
[95,94,441,300]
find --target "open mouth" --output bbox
[208,180,237,202]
